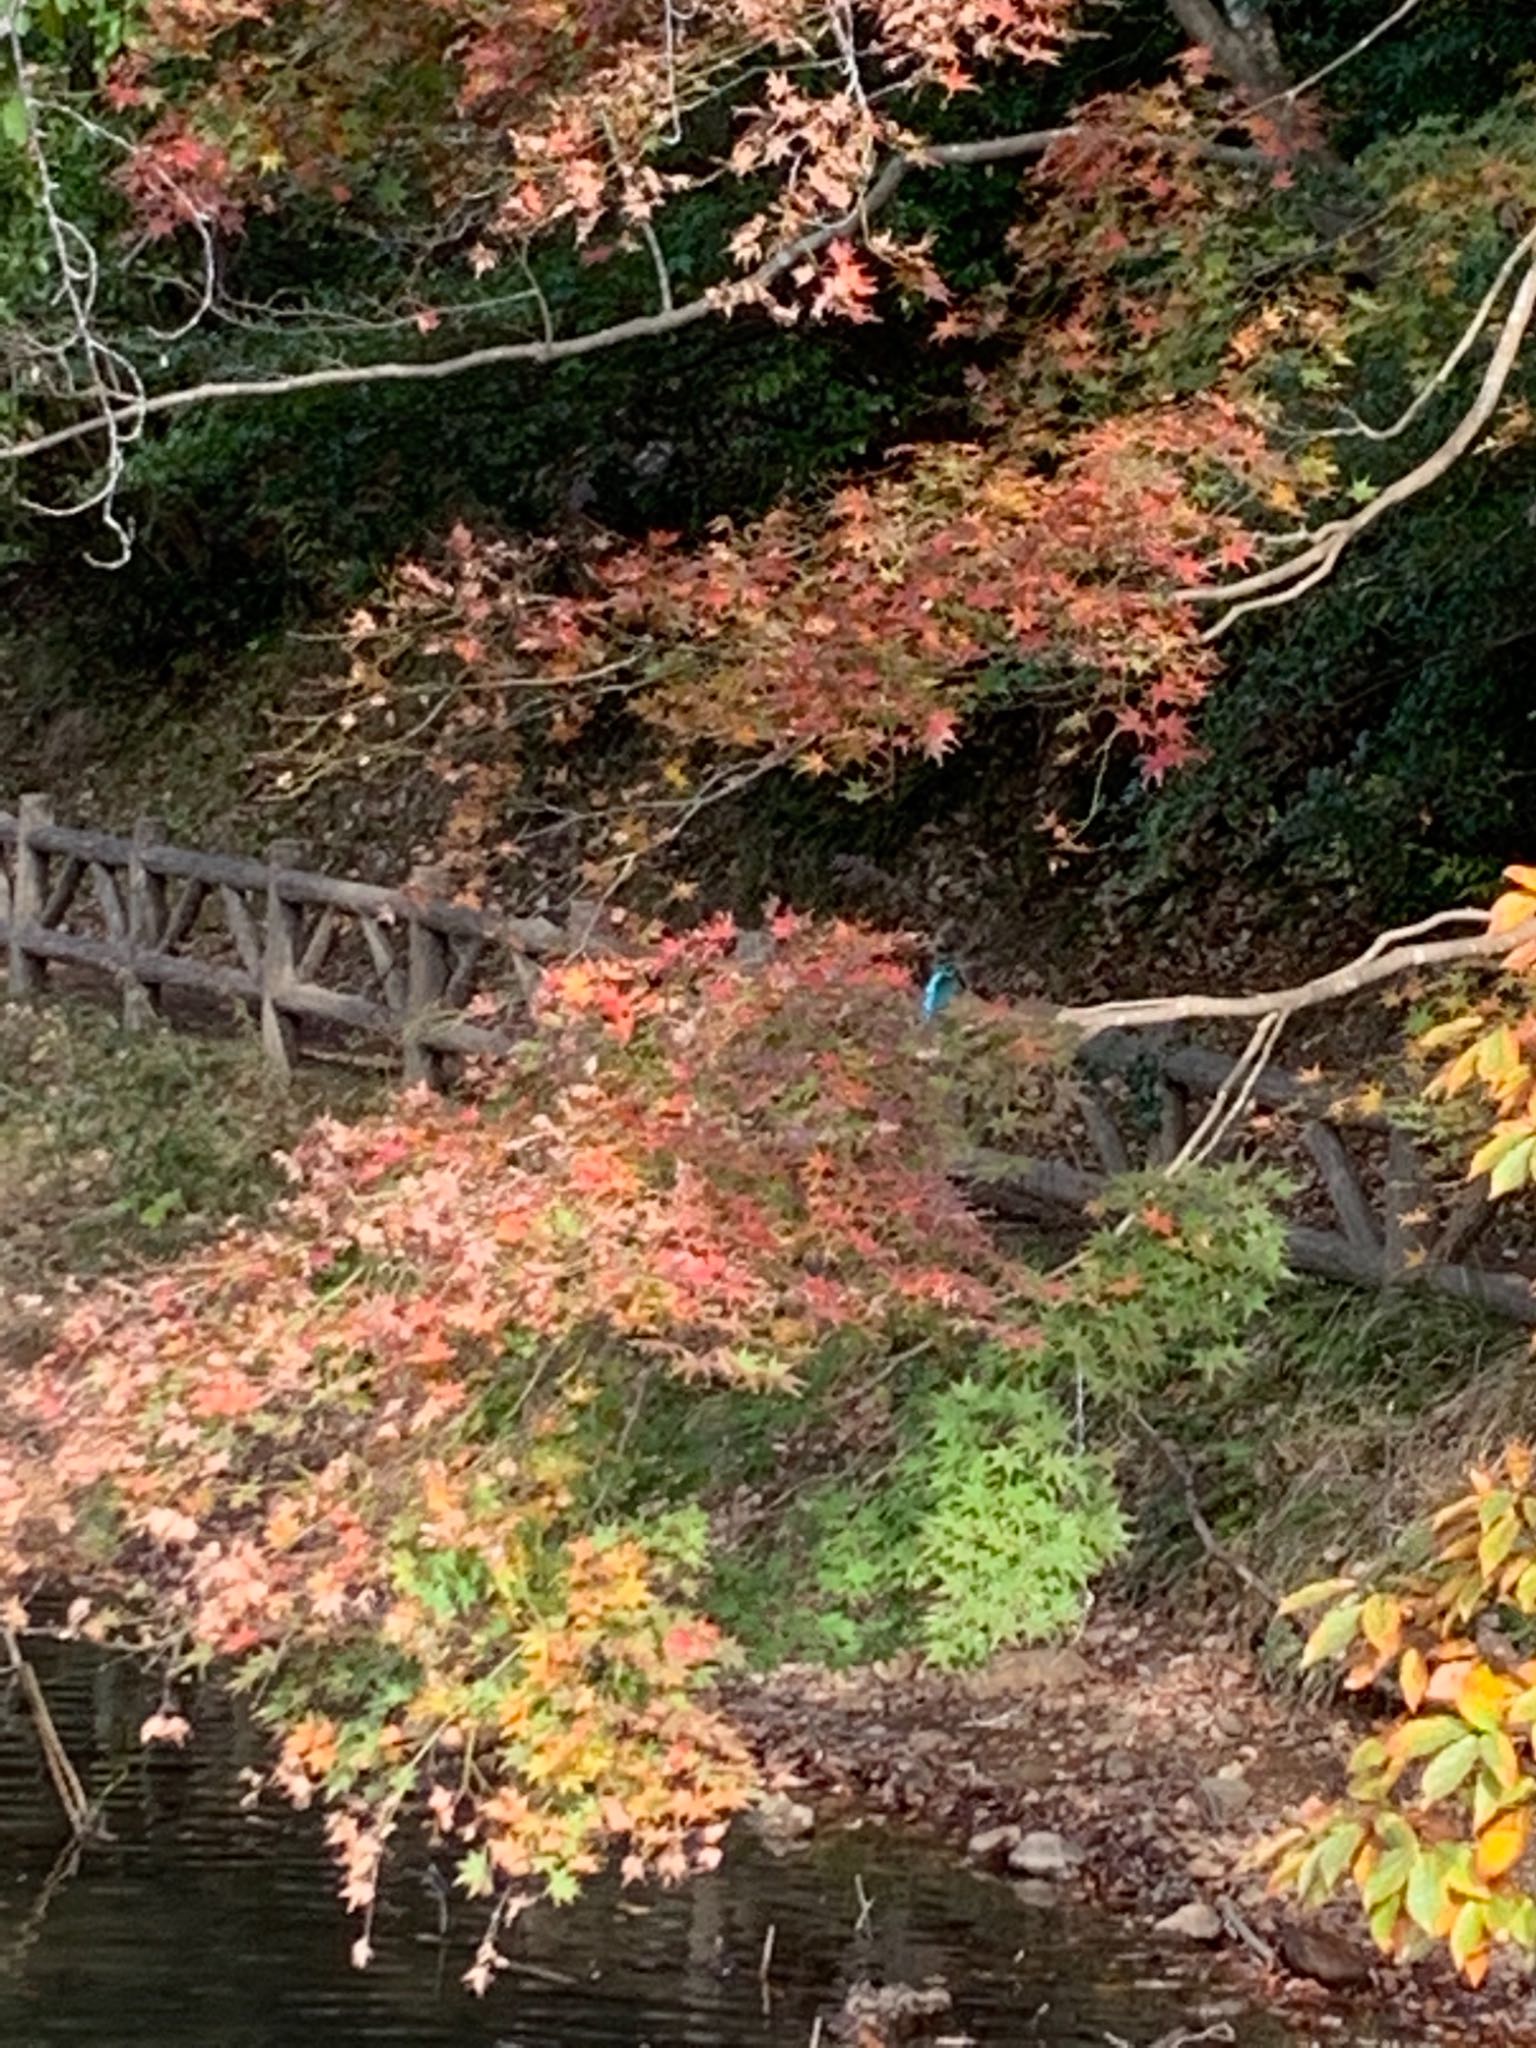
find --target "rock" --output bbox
[833,1979,952,2045]
[1212,1705,1247,1740]
[966,1823,1022,1864]
[1007,1830,1081,1879]
[960,1645,1092,1701]
[1156,1901,1223,1944]
[1011,1879,1061,1909]
[1278,1926,1372,1988]
[1197,1772,1252,1825]
[752,1791,815,1850]
[908,1728,949,1757]
[1102,1749,1138,1784]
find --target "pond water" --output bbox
[0,1641,1297,2048]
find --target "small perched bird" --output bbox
[920,962,963,1021]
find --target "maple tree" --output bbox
[0,916,1041,1974]
[0,903,1305,1971]
[115,10,1523,893]
[6,0,1532,665]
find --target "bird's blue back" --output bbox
[920,963,963,1021]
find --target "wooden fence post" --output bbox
[8,792,51,998]
[262,839,302,1080]
[123,814,167,1032]
[1383,1127,1431,1283]
[404,864,450,1088]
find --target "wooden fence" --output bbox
[4,791,1533,1326]
[967,1029,1536,1328]
[0,793,564,1083]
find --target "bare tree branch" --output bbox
[1178,251,1536,639]
[1168,0,1424,126]
[0,124,1268,473]
[1058,910,1536,1039]
[3,7,141,562]
[1261,0,1424,118]
[1316,222,1536,444]
[1165,1010,1284,1172]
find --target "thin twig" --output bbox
[2,1627,96,1836]
[1316,224,1536,444]
[1163,1012,1282,1176]
[1264,0,1423,118]
[638,220,675,314]
[1129,1408,1283,1609]
[1218,1896,1278,1968]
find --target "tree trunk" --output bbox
[1165,0,1290,104]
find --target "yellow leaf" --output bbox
[1476,1806,1530,1880]
[1277,1575,1357,1617]
[1301,1599,1364,1670]
[1418,1014,1484,1053]
[1490,890,1536,936]
[1477,1024,1524,1081]
[1492,1136,1536,1198]
[1469,1124,1532,1183]
[1421,1733,1481,1804]
[1458,1661,1520,1734]
[1407,1849,1457,1935]
[1479,1509,1523,1578]
[1483,1726,1523,1791]
[1362,1593,1402,1657]
[1431,1045,1481,1099]
[1450,1898,1489,1978]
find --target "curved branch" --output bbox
[1247,0,1425,120]
[1314,224,1536,445]
[3,8,140,561]
[1179,252,1536,639]
[0,124,1269,470]
[1058,910,1536,1039]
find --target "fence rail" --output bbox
[0,794,563,1082]
[6,791,1534,1327]
[965,1029,1536,1328]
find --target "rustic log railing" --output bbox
[5,792,1533,1326]
[965,1029,1536,1328]
[0,793,563,1083]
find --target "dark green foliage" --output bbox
[1128,450,1536,917]
[1274,0,1536,155]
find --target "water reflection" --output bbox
[0,1641,1286,2047]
